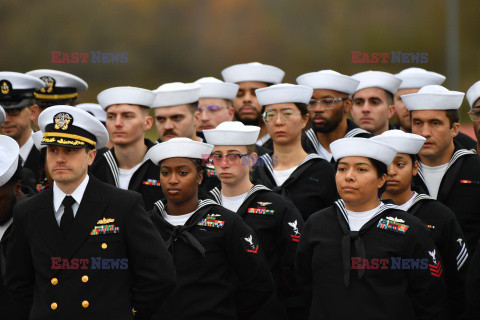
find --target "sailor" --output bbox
[253,83,337,221]
[5,105,176,319]
[204,121,305,319]
[394,68,475,149]
[91,86,163,210]
[466,81,480,154]
[222,62,285,152]
[0,71,46,185]
[26,69,88,131]
[296,70,371,162]
[403,85,480,252]
[351,70,402,135]
[296,137,447,319]
[375,130,469,319]
[147,137,274,320]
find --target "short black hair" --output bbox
[5,158,23,186]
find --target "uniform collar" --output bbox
[19,130,34,164]
[154,198,218,217]
[209,184,271,205]
[260,153,322,181]
[53,174,89,212]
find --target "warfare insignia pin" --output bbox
[97,217,115,225]
[54,112,72,130]
[257,202,272,206]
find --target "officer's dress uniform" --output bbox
[208,184,305,319]
[413,144,480,252]
[89,139,163,211]
[148,199,273,320]
[296,200,447,320]
[401,192,469,319]
[5,105,176,320]
[302,119,372,163]
[253,153,337,221]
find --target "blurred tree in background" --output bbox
[1,0,478,128]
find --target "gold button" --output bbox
[82,275,89,283]
[51,278,58,285]
[51,302,57,310]
[82,300,89,308]
[101,243,107,249]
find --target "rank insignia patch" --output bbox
[90,224,119,235]
[428,249,442,277]
[142,179,161,186]
[288,220,301,242]
[197,215,225,229]
[244,235,259,253]
[248,207,274,215]
[377,217,409,234]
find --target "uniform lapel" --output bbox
[33,188,64,257]
[60,177,108,261]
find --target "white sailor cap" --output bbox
[203,121,260,145]
[194,77,239,100]
[32,131,46,151]
[371,130,426,155]
[0,105,5,125]
[466,81,480,110]
[296,70,360,95]
[401,85,464,111]
[38,105,109,149]
[394,68,445,90]
[330,137,398,167]
[221,62,285,84]
[147,137,214,165]
[76,103,107,123]
[97,86,156,110]
[152,82,201,108]
[0,71,46,109]
[352,71,402,95]
[26,69,88,101]
[256,83,313,106]
[0,135,20,187]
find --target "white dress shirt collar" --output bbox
[53,175,90,212]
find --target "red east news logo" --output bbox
[351,51,428,64]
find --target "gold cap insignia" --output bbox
[1,80,10,95]
[54,112,72,130]
[97,217,115,225]
[40,76,55,93]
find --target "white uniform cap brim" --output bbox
[0,71,46,90]
[330,137,398,166]
[38,105,109,149]
[195,77,239,100]
[26,69,88,92]
[152,83,201,108]
[394,68,445,89]
[296,70,360,95]
[256,84,313,106]
[203,121,260,145]
[221,62,285,84]
[76,103,107,123]
[466,80,480,109]
[0,135,20,187]
[147,137,214,164]
[32,131,46,151]
[371,130,426,155]
[97,87,156,110]
[352,71,402,95]
[401,85,464,111]
[0,106,5,125]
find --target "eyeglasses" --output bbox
[210,153,249,165]
[262,110,301,124]
[469,109,480,122]
[5,107,26,117]
[307,97,348,110]
[198,105,226,113]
